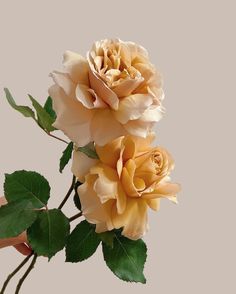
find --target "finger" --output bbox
[14,244,32,256]
[17,232,28,243]
[0,196,7,206]
[0,232,28,249]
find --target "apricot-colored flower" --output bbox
[72,134,180,240]
[49,39,164,146]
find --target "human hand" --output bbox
[0,197,32,255]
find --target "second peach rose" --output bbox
[72,134,180,240]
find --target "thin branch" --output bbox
[0,253,33,294]
[32,117,69,145]
[69,212,83,222]
[15,254,37,294]
[58,176,76,210]
[46,131,69,144]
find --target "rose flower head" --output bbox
[72,134,180,240]
[49,39,164,146]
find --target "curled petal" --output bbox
[87,54,119,110]
[75,84,107,109]
[90,163,127,214]
[121,160,139,197]
[116,145,125,178]
[93,174,117,204]
[122,136,136,161]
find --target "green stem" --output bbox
[32,117,69,145]
[69,212,83,222]
[0,253,33,294]
[58,176,76,210]
[15,254,37,294]
[46,132,69,144]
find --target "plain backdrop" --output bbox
[0,0,235,293]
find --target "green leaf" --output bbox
[102,233,147,283]
[66,220,100,262]
[73,182,82,210]
[73,194,81,211]
[4,88,35,119]
[27,209,70,259]
[28,95,56,132]
[44,96,56,120]
[99,231,115,248]
[78,142,99,159]
[4,170,50,209]
[59,142,73,173]
[4,89,57,134]
[0,199,38,238]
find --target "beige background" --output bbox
[0,0,235,293]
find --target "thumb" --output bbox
[14,244,32,256]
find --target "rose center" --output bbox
[94,44,140,88]
[152,153,163,174]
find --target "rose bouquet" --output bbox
[0,39,180,293]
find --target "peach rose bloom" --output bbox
[72,134,180,240]
[49,39,164,146]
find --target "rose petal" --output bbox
[142,182,181,199]
[71,150,98,182]
[121,160,139,197]
[114,94,153,124]
[112,76,144,97]
[76,84,107,109]
[93,174,117,204]
[134,63,156,82]
[50,71,75,97]
[96,137,123,168]
[132,133,155,153]
[116,183,127,214]
[75,84,94,109]
[63,51,89,85]
[49,84,94,146]
[119,41,132,67]
[133,177,146,191]
[87,53,119,110]
[78,174,113,230]
[122,136,136,161]
[95,222,110,233]
[112,198,148,240]
[125,41,149,60]
[140,105,164,122]
[123,119,153,138]
[91,109,125,146]
[146,198,160,211]
[90,163,119,182]
[116,145,125,178]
